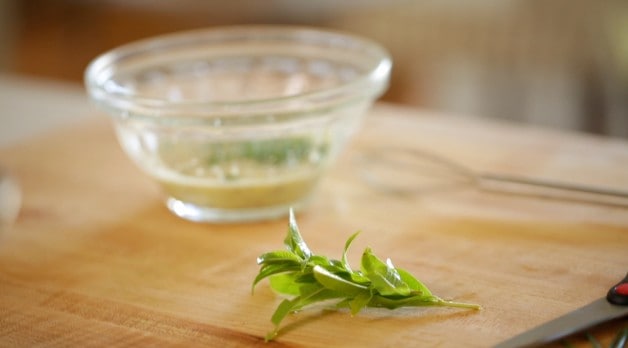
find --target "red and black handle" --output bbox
[607,272,628,306]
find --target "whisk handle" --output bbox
[478,173,628,199]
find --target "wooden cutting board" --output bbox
[1,104,627,347]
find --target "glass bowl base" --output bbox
[165,196,310,223]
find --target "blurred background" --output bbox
[1,0,627,137]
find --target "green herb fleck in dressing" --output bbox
[155,137,330,209]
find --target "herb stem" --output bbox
[435,299,482,310]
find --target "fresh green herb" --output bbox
[205,137,328,166]
[252,209,481,341]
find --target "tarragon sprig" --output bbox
[252,209,481,341]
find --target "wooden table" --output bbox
[1,103,627,347]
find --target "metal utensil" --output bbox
[356,146,628,205]
[494,272,628,348]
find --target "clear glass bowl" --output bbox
[84,26,391,222]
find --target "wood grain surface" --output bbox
[1,104,627,347]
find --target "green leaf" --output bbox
[348,271,370,284]
[342,231,361,271]
[267,298,298,341]
[284,209,312,261]
[348,291,373,315]
[257,250,302,265]
[267,284,344,340]
[308,255,333,267]
[252,263,300,292]
[328,259,345,270]
[293,272,316,284]
[308,255,349,276]
[361,248,412,296]
[312,265,368,297]
[397,267,432,297]
[292,284,344,311]
[271,283,341,329]
[269,273,302,296]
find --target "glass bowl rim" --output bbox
[84,25,392,121]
